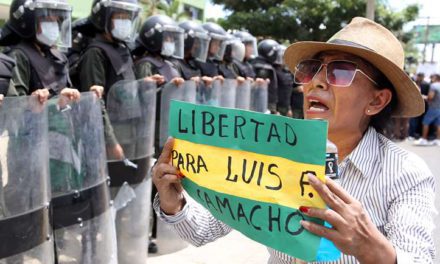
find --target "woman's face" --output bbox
[302,52,385,137]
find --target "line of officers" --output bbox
[0,0,303,263]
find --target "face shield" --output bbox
[243,36,258,60]
[101,1,141,43]
[209,33,228,61]
[33,1,72,49]
[160,26,184,59]
[274,45,286,65]
[189,31,210,63]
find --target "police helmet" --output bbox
[233,30,258,60]
[136,15,184,59]
[202,22,228,60]
[258,39,279,64]
[178,20,210,62]
[90,0,141,42]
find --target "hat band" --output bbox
[328,39,374,52]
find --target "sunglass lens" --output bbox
[294,60,321,84]
[327,61,357,86]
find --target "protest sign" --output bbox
[169,100,339,261]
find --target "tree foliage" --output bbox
[215,0,419,44]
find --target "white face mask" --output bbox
[36,21,59,47]
[161,41,175,57]
[111,19,132,41]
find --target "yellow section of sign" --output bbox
[173,138,327,209]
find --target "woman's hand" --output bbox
[152,138,185,215]
[300,174,396,264]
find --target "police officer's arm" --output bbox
[78,48,119,149]
[7,49,31,96]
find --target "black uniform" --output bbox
[274,65,294,116]
[252,56,278,113]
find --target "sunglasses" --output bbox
[294,59,378,87]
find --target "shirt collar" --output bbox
[343,127,380,178]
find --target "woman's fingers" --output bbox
[156,137,175,165]
[300,206,346,230]
[300,220,337,241]
[307,174,346,213]
[325,177,353,204]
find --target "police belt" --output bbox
[0,205,51,259]
[52,180,110,230]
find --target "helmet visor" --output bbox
[190,31,210,63]
[275,46,286,65]
[209,33,228,61]
[34,4,72,49]
[161,26,184,59]
[104,2,141,43]
[243,37,258,60]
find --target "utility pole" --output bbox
[366,0,375,20]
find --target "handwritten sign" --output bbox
[169,100,340,262]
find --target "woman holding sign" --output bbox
[152,17,436,263]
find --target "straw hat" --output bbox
[284,17,424,117]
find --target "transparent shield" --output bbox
[54,206,117,264]
[48,92,107,196]
[192,32,210,63]
[236,80,252,110]
[162,28,185,59]
[251,81,269,113]
[112,179,151,264]
[202,79,222,106]
[220,78,238,108]
[106,80,157,161]
[159,80,197,148]
[34,7,72,49]
[0,96,52,262]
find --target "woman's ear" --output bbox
[365,88,392,116]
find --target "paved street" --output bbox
[149,141,440,264]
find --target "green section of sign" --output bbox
[170,100,327,166]
[183,177,324,261]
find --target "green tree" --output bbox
[215,0,419,44]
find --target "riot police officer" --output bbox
[219,34,245,80]
[1,0,79,101]
[170,20,210,82]
[76,1,152,263]
[252,39,279,114]
[132,14,186,254]
[233,30,258,79]
[197,22,229,78]
[273,44,294,116]
[0,1,80,263]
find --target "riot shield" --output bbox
[107,79,157,161]
[159,80,197,148]
[106,79,157,263]
[201,79,222,106]
[235,80,251,110]
[250,81,269,113]
[48,92,117,264]
[219,79,238,108]
[0,96,53,263]
[111,178,152,264]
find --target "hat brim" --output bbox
[284,41,424,118]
